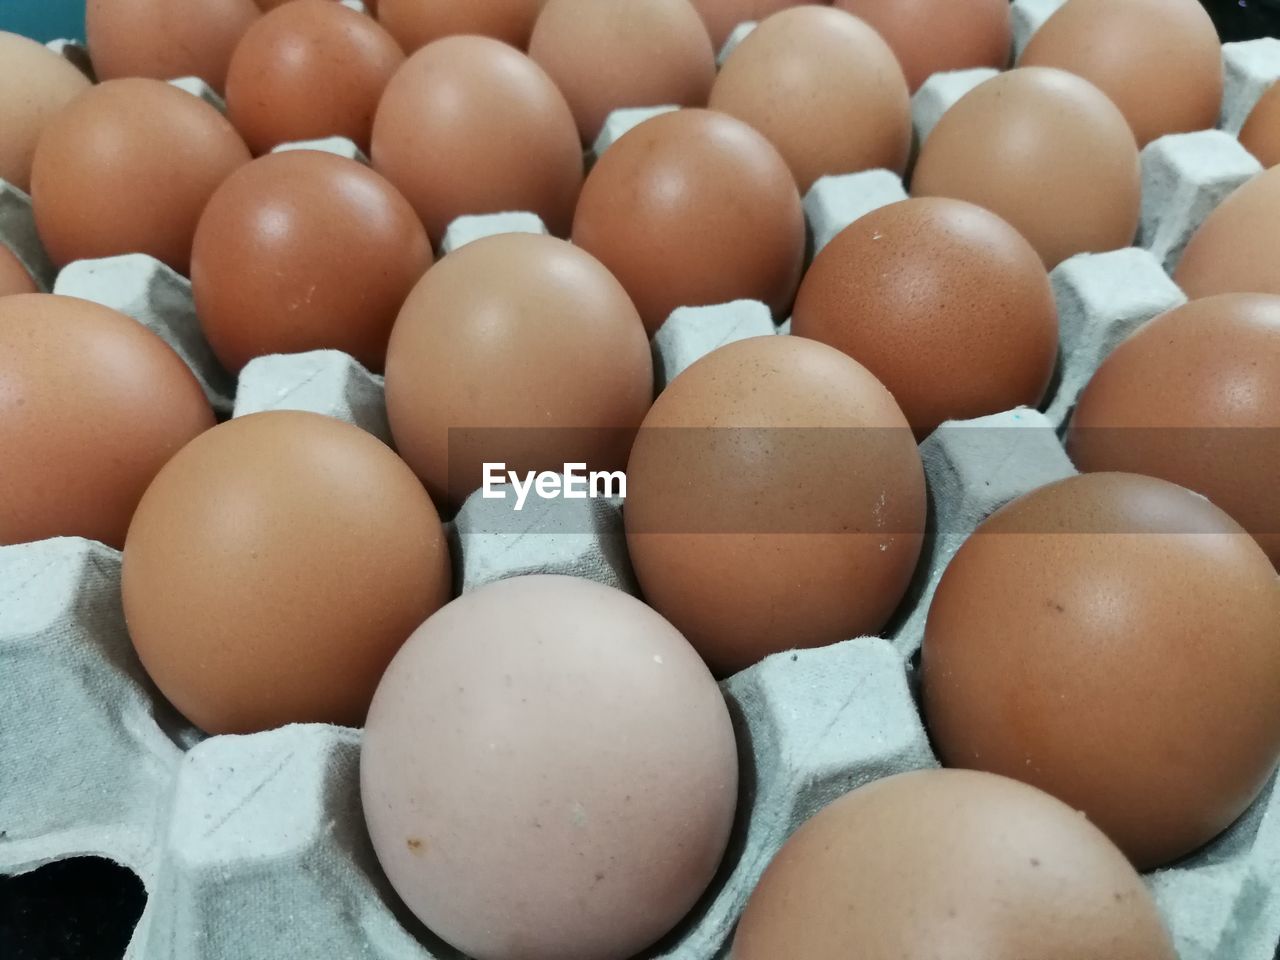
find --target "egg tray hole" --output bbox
[0,856,145,960]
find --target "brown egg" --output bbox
[0,294,214,548]
[122,410,452,735]
[0,246,37,297]
[31,79,251,274]
[192,150,430,373]
[1240,81,1280,168]
[384,233,652,507]
[362,574,738,960]
[709,6,911,191]
[225,0,404,155]
[732,770,1176,960]
[260,0,376,9]
[625,335,925,676]
[688,0,807,50]
[1019,0,1221,147]
[1175,166,1280,299]
[86,0,260,94]
[0,32,91,194]
[528,0,715,144]
[835,0,1011,93]
[922,472,1280,869]
[792,198,1058,438]
[572,109,804,333]
[1068,295,1280,567]
[912,67,1140,269]
[377,0,546,52]
[371,36,582,244]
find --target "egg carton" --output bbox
[5,24,1280,960]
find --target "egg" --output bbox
[0,246,37,297]
[572,109,804,333]
[1240,81,1280,168]
[0,294,214,548]
[834,0,1011,93]
[192,150,429,373]
[31,79,251,274]
[371,36,582,244]
[528,0,715,145]
[225,0,404,155]
[688,0,808,51]
[122,410,451,735]
[731,770,1176,960]
[86,0,260,95]
[912,67,1140,268]
[1175,165,1280,299]
[377,0,546,52]
[625,335,925,676]
[709,6,911,191]
[922,472,1280,869]
[0,32,92,193]
[384,233,652,507]
[1068,294,1280,567]
[361,574,738,960]
[1019,0,1222,147]
[792,197,1058,438]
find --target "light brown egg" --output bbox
[259,0,376,8]
[922,472,1280,869]
[709,6,911,191]
[732,770,1176,960]
[835,0,1011,93]
[528,0,715,144]
[572,108,804,333]
[0,294,214,549]
[792,197,1058,438]
[1175,166,1280,298]
[371,36,582,244]
[688,0,808,50]
[122,410,452,735]
[0,32,92,193]
[0,246,37,297]
[1019,0,1221,147]
[31,79,251,274]
[1240,81,1280,168]
[192,150,431,374]
[1068,294,1280,567]
[362,574,738,960]
[225,0,404,155]
[384,233,652,508]
[86,0,260,94]
[625,335,925,676]
[377,0,546,52]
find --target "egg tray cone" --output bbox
[4,22,1280,960]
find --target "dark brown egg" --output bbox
[1019,0,1221,147]
[31,79,251,274]
[0,31,92,193]
[625,335,925,676]
[835,0,1012,93]
[371,36,582,244]
[572,108,804,334]
[1068,294,1280,567]
[792,197,1058,438]
[377,0,546,53]
[688,0,807,50]
[922,472,1280,869]
[192,150,430,373]
[0,246,37,297]
[1240,81,1280,168]
[0,294,215,548]
[122,410,452,735]
[912,67,1140,268]
[86,0,260,95]
[732,770,1176,960]
[709,6,911,191]
[225,0,405,155]
[1175,166,1280,299]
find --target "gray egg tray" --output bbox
[3,14,1280,960]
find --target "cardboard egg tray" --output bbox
[4,10,1280,959]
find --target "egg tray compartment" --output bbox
[4,22,1280,960]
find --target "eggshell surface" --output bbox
[689,0,807,50]
[0,246,37,297]
[0,32,92,193]
[377,0,546,51]
[122,411,451,736]
[1240,80,1280,168]
[361,574,738,960]
[912,67,1140,268]
[0,294,214,548]
[922,472,1280,869]
[1175,165,1280,299]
